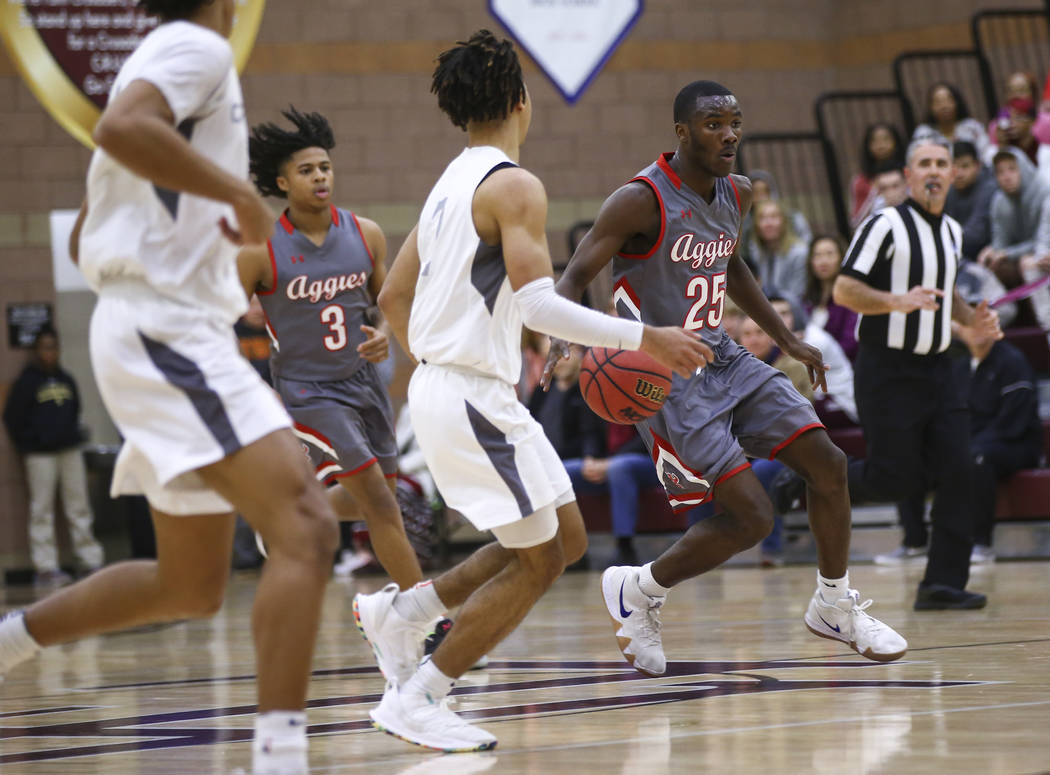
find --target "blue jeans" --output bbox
[564,453,660,537]
[686,459,784,554]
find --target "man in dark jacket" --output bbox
[3,328,104,585]
[955,322,1043,562]
[945,141,998,262]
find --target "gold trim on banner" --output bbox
[0,1,266,149]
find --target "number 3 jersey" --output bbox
[612,153,742,350]
[257,206,375,382]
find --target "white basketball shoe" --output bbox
[353,584,429,686]
[804,587,908,662]
[601,566,667,676]
[370,681,497,753]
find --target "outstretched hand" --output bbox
[780,336,829,393]
[540,337,571,392]
[972,300,1003,341]
[640,326,715,379]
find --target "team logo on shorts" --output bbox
[665,471,681,487]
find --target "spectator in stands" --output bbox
[979,148,1050,290]
[745,199,808,300]
[850,122,906,227]
[990,71,1050,148]
[946,140,998,262]
[2,328,104,588]
[1023,198,1050,346]
[997,96,1050,175]
[871,159,909,210]
[953,321,1042,564]
[912,81,992,163]
[739,169,812,255]
[802,234,859,361]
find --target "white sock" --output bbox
[0,612,41,673]
[818,571,850,604]
[253,711,307,774]
[636,562,671,599]
[404,656,456,702]
[392,580,446,623]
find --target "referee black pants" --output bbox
[848,345,974,591]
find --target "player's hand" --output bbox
[581,456,610,484]
[640,326,714,379]
[972,300,1003,341]
[540,337,571,392]
[358,325,389,362]
[895,286,943,313]
[1036,254,1050,273]
[780,336,830,393]
[221,186,274,246]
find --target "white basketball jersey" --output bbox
[409,146,522,384]
[79,21,249,324]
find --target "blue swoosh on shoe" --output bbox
[818,614,841,633]
[618,579,632,619]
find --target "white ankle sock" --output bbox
[818,571,850,603]
[392,580,446,623]
[253,711,307,774]
[0,612,41,673]
[637,562,670,599]
[405,657,455,702]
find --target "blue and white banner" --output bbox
[489,0,644,104]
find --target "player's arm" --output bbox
[377,224,420,362]
[236,243,273,300]
[69,199,87,265]
[475,168,712,379]
[357,216,390,362]
[93,79,272,245]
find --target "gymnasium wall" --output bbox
[0,0,1030,569]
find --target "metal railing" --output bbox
[892,49,998,129]
[972,9,1050,108]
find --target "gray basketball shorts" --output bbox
[274,362,398,485]
[639,337,822,512]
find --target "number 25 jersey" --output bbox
[612,153,742,350]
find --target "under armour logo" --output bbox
[681,208,692,219]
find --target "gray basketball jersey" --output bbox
[258,206,375,382]
[612,153,742,349]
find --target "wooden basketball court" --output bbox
[2,562,1048,773]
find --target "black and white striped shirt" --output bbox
[841,199,961,355]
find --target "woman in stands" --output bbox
[849,122,905,227]
[802,234,858,362]
[912,82,992,163]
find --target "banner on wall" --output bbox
[0,0,266,148]
[489,0,643,105]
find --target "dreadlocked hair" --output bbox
[431,30,524,131]
[137,0,210,20]
[249,107,335,199]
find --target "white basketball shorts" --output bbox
[408,362,573,533]
[90,281,291,515]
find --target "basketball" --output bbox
[579,347,672,424]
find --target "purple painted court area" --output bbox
[0,659,985,764]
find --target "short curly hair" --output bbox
[137,0,210,20]
[431,30,525,131]
[249,107,336,199]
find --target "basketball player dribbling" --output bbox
[351,31,712,752]
[544,81,908,674]
[0,3,337,773]
[238,108,424,590]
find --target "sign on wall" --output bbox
[0,0,266,148]
[489,0,643,104]
[7,302,53,348]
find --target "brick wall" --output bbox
[0,0,1035,569]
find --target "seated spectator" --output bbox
[978,148,1050,288]
[739,169,812,254]
[954,321,1042,563]
[1023,197,1050,345]
[990,71,1050,148]
[744,199,808,300]
[912,81,993,163]
[997,96,1050,176]
[769,294,857,424]
[946,140,998,262]
[850,122,906,228]
[2,328,104,587]
[802,234,859,361]
[871,159,909,210]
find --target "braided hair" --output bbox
[249,107,335,199]
[137,0,210,20]
[431,30,525,131]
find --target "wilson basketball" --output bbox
[579,347,672,424]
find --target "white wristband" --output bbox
[513,277,644,350]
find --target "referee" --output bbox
[834,135,1002,611]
